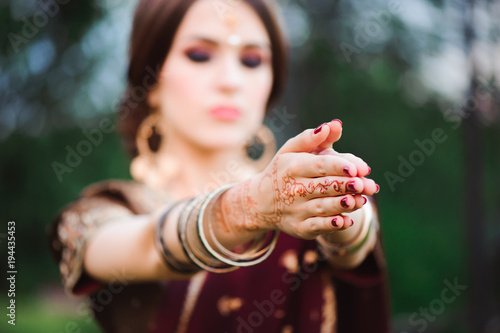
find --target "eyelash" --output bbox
[241,56,261,68]
[185,50,263,68]
[186,50,210,62]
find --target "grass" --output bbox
[0,295,101,333]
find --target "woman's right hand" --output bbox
[221,120,379,240]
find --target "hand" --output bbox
[225,119,379,240]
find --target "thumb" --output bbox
[314,119,343,152]
[278,123,331,154]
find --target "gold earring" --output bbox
[130,113,163,182]
[244,125,276,173]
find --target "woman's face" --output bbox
[149,0,273,152]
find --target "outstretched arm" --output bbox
[83,120,379,284]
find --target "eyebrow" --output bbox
[185,35,271,50]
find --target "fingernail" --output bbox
[341,197,349,208]
[362,196,367,205]
[367,167,371,175]
[332,119,342,126]
[343,167,350,176]
[313,123,326,134]
[331,218,338,227]
[375,184,380,193]
[346,181,357,192]
[350,219,354,227]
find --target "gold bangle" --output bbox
[175,184,280,273]
[179,194,237,273]
[197,184,279,267]
[155,202,199,274]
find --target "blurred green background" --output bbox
[1,0,499,332]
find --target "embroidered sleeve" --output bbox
[53,196,132,296]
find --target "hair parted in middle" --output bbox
[117,0,290,157]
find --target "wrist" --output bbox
[213,182,267,248]
[219,180,268,233]
[155,185,279,275]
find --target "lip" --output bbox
[209,106,241,121]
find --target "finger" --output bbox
[353,194,368,210]
[360,178,380,195]
[320,151,371,178]
[279,123,331,154]
[313,119,343,152]
[339,215,353,230]
[331,215,346,229]
[338,194,357,212]
[338,153,371,177]
[296,215,345,240]
[290,176,365,198]
[318,149,358,177]
[287,153,357,178]
[299,195,358,221]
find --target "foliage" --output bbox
[1,0,499,332]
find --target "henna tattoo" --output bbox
[214,197,231,234]
[233,157,284,230]
[280,175,343,205]
[222,156,345,233]
[271,156,283,225]
[241,156,345,230]
[242,179,281,229]
[218,180,279,233]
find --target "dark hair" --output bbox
[118,0,289,156]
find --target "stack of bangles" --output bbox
[154,184,280,274]
[316,196,377,257]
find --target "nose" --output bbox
[216,53,243,95]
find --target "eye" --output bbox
[241,55,262,68]
[186,49,210,63]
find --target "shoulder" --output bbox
[47,179,169,295]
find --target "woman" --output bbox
[49,0,390,332]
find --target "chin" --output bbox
[196,129,251,151]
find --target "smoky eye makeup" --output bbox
[241,47,271,69]
[241,54,262,68]
[185,48,212,63]
[183,39,271,68]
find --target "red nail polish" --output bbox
[362,196,367,205]
[346,181,356,192]
[375,184,380,193]
[350,219,354,227]
[313,123,326,134]
[341,197,349,208]
[333,119,342,126]
[367,167,371,175]
[343,167,350,176]
[331,218,338,227]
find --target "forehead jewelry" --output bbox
[224,14,241,46]
[227,34,241,46]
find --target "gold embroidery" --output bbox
[57,204,131,294]
[217,295,244,316]
[320,271,336,333]
[279,250,299,274]
[175,271,208,333]
[303,250,318,265]
[274,309,285,319]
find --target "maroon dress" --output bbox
[48,180,390,333]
